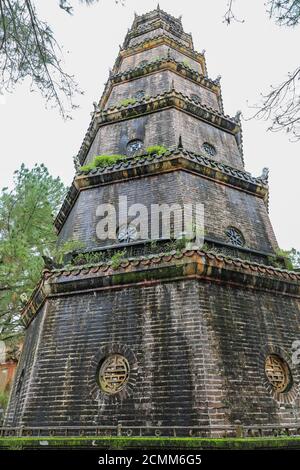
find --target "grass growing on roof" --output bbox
[145,145,168,156]
[79,146,168,173]
[119,98,137,107]
[80,154,126,172]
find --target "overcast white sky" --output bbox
[0,0,299,249]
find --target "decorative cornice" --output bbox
[54,147,264,233]
[102,89,237,127]
[132,6,183,30]
[75,149,268,194]
[21,249,300,328]
[77,90,240,168]
[114,35,206,75]
[123,19,192,50]
[100,57,221,110]
[82,58,221,170]
[111,56,218,88]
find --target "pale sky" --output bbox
[0,0,299,250]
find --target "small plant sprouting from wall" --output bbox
[119,98,137,107]
[145,145,168,156]
[268,248,300,271]
[110,250,127,269]
[79,145,169,173]
[182,60,193,70]
[73,251,106,265]
[80,154,126,172]
[53,239,85,265]
[152,56,163,62]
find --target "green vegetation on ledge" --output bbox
[80,154,126,172]
[182,60,192,70]
[1,436,300,450]
[119,97,136,107]
[79,146,168,173]
[145,145,168,156]
[268,247,300,270]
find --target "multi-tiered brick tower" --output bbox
[4,7,300,438]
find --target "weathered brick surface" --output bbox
[119,45,203,74]
[127,28,191,49]
[5,280,299,428]
[58,171,277,254]
[105,70,220,111]
[4,305,46,426]
[84,109,242,169]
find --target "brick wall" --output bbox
[58,171,277,253]
[119,45,203,74]
[5,279,299,429]
[84,108,242,169]
[127,28,191,49]
[106,70,220,111]
[4,306,46,426]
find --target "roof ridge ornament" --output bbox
[90,101,101,117]
[235,110,242,123]
[260,167,269,184]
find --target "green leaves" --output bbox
[145,145,168,156]
[0,0,81,118]
[0,163,66,341]
[80,154,126,172]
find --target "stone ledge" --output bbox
[94,89,238,134]
[75,90,239,169]
[79,57,219,171]
[55,148,260,234]
[75,149,267,195]
[21,249,300,328]
[99,57,220,110]
[115,34,206,73]
[123,23,191,51]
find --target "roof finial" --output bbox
[178,135,183,150]
[235,110,242,123]
[215,75,222,84]
[260,167,269,184]
[157,3,160,10]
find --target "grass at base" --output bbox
[1,436,300,450]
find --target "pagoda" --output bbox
[4,7,300,438]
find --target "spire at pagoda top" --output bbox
[132,4,183,29]
[124,6,192,51]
